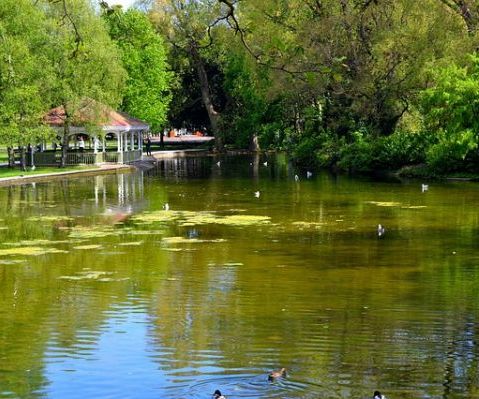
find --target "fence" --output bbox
[29,150,143,165]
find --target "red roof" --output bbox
[45,101,149,130]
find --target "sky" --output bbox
[105,0,136,9]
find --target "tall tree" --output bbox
[0,0,54,169]
[103,6,173,133]
[148,0,233,151]
[229,0,471,136]
[44,0,125,167]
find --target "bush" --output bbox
[374,130,433,170]
[292,136,322,168]
[426,130,479,173]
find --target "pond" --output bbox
[0,154,478,399]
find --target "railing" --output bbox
[33,152,60,165]
[29,150,143,165]
[65,152,97,165]
[104,152,119,163]
[123,150,142,164]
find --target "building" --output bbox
[38,101,149,165]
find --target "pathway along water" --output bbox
[0,154,478,399]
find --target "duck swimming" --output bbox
[373,390,386,399]
[213,389,226,399]
[268,367,287,381]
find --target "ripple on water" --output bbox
[162,372,325,399]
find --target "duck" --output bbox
[263,161,268,166]
[306,171,313,179]
[216,161,221,167]
[268,367,286,381]
[377,224,385,237]
[421,183,429,192]
[213,389,226,399]
[294,174,299,181]
[254,191,260,198]
[163,203,169,211]
[373,391,386,399]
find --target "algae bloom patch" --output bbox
[131,210,271,227]
[0,247,68,256]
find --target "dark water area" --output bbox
[1,154,479,399]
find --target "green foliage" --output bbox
[419,54,479,173]
[420,55,479,136]
[292,136,322,168]
[328,129,432,173]
[221,51,287,149]
[375,130,433,170]
[426,130,479,173]
[0,0,55,147]
[45,0,126,112]
[104,8,173,132]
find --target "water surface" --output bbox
[0,154,479,399]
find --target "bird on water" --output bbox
[377,224,385,237]
[213,389,226,399]
[373,391,387,399]
[268,367,287,381]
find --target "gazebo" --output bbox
[37,102,149,165]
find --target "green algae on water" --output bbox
[0,247,68,256]
[73,244,103,250]
[59,270,123,281]
[162,236,227,245]
[131,210,271,227]
[0,259,26,265]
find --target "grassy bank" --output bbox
[0,165,99,179]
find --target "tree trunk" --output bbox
[20,146,26,171]
[249,134,260,152]
[7,147,15,168]
[189,43,224,152]
[61,121,70,168]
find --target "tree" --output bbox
[148,0,235,151]
[438,0,479,35]
[234,0,470,137]
[44,0,125,167]
[103,6,173,133]
[0,0,55,169]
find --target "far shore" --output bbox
[1,150,478,187]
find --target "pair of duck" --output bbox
[214,390,385,398]
[214,387,385,399]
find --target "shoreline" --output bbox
[1,151,477,187]
[0,164,135,187]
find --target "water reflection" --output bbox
[0,156,479,398]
